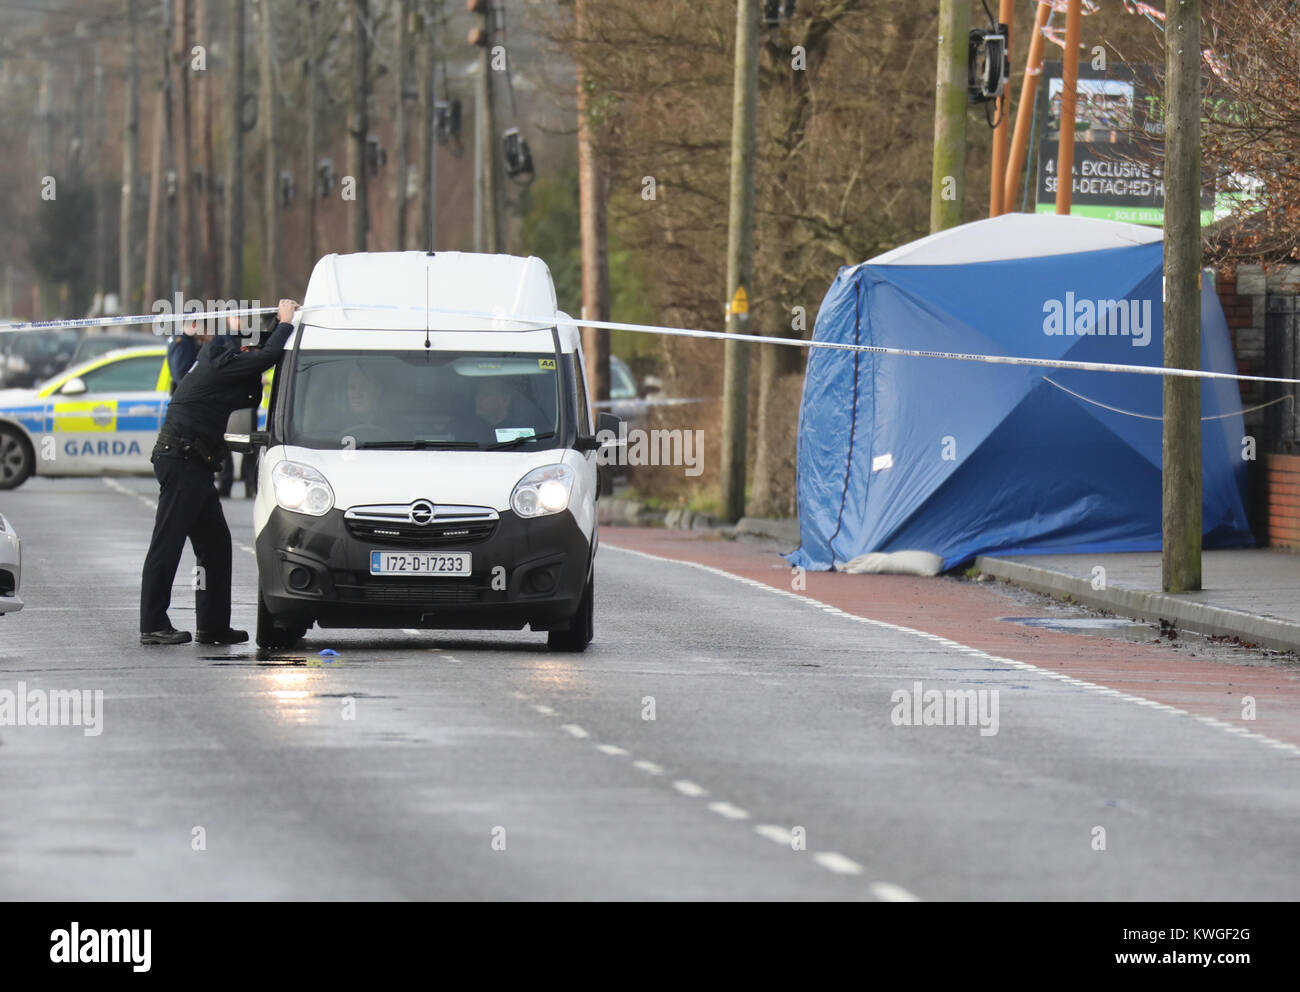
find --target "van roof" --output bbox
[301,251,558,332]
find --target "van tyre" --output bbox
[547,573,593,653]
[0,427,33,490]
[256,584,308,650]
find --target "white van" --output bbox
[228,251,616,652]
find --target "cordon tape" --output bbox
[4,301,1299,387]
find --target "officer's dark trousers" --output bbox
[139,452,232,633]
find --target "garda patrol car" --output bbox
[228,251,616,652]
[0,342,271,490]
[0,346,169,489]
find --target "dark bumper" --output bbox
[256,505,592,631]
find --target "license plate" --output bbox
[369,551,471,576]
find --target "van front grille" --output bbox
[343,502,498,547]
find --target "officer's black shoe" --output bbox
[141,628,193,645]
[196,628,249,645]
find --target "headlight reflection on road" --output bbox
[526,659,583,692]
[262,669,320,723]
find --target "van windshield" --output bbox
[285,349,561,450]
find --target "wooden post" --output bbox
[1162,0,1202,592]
[1054,0,1083,215]
[989,0,1014,216]
[575,0,610,404]
[720,0,759,522]
[930,0,970,232]
[1003,0,1050,212]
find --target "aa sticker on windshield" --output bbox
[538,359,556,370]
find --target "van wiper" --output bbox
[358,439,482,450]
[486,431,556,450]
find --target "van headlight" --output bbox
[511,464,574,518]
[272,460,335,516]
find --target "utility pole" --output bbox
[223,0,246,300]
[1003,0,1050,211]
[120,0,141,312]
[258,0,279,297]
[1054,0,1083,215]
[348,0,371,252]
[575,0,609,404]
[1162,0,1202,592]
[930,0,969,232]
[174,0,195,297]
[720,0,758,523]
[988,0,1013,216]
[393,0,411,250]
[469,0,503,253]
[417,0,439,251]
[305,0,320,269]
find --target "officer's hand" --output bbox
[278,299,300,323]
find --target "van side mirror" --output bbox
[224,430,269,453]
[576,413,622,453]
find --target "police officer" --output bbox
[139,300,299,645]
[169,317,236,496]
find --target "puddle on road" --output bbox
[1002,616,1145,633]
[203,653,347,667]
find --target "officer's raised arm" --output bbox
[212,299,299,378]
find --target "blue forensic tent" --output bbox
[789,214,1253,572]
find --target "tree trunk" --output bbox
[392,0,410,250]
[173,0,195,298]
[120,0,141,313]
[305,0,319,271]
[348,0,371,252]
[258,0,279,300]
[223,0,246,301]
[196,0,217,299]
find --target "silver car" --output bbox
[0,511,21,615]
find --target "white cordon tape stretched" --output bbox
[416,304,1300,386]
[6,302,1300,387]
[0,302,405,335]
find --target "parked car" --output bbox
[71,330,160,366]
[0,510,21,615]
[0,346,169,488]
[0,327,81,389]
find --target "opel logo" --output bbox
[409,500,435,525]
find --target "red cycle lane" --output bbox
[603,528,1300,750]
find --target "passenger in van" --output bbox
[473,376,544,438]
[345,365,381,421]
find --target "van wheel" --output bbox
[256,585,308,650]
[0,427,34,490]
[547,573,593,653]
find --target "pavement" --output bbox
[975,549,1300,655]
[1,480,1297,900]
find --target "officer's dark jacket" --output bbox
[162,321,294,449]
[166,335,200,393]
